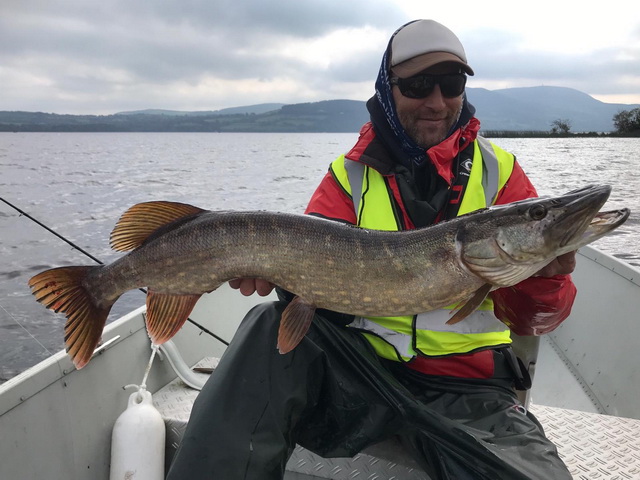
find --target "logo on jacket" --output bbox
[460,159,473,176]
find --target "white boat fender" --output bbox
[111,345,165,480]
[110,388,166,480]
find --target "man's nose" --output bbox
[419,84,447,108]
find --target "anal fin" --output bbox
[277,296,316,354]
[446,283,492,325]
[145,291,201,344]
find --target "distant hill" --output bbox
[466,86,636,132]
[0,87,637,133]
[115,103,285,116]
[0,100,370,133]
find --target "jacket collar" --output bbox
[346,117,481,185]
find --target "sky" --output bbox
[1,0,639,115]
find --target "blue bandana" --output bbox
[374,45,428,167]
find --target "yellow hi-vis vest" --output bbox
[330,137,515,362]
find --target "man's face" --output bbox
[392,63,464,150]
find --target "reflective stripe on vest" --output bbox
[351,317,414,357]
[332,137,514,361]
[415,308,507,334]
[351,316,512,361]
[343,158,399,231]
[477,136,499,208]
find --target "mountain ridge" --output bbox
[1,86,637,133]
[114,103,286,116]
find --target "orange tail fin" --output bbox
[28,266,114,369]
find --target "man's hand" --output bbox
[534,251,577,278]
[229,278,275,296]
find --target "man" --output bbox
[168,20,576,479]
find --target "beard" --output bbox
[399,103,463,149]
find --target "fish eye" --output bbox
[529,204,547,220]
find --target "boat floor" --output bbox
[154,354,640,480]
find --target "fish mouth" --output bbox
[581,208,630,242]
[552,185,630,250]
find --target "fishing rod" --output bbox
[0,196,230,346]
[0,197,104,265]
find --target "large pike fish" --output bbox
[29,185,629,369]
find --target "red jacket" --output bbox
[306,120,576,336]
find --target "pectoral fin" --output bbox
[446,283,492,325]
[277,296,316,354]
[145,291,202,345]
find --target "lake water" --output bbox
[1,132,639,382]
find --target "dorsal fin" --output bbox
[110,201,205,252]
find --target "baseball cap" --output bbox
[390,20,474,78]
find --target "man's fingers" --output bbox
[229,278,275,297]
[255,279,275,296]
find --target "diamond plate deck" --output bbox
[154,358,640,479]
[531,404,640,480]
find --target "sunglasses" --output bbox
[390,73,467,99]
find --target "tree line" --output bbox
[613,108,640,135]
[484,108,640,138]
[553,109,640,136]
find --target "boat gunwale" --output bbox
[0,305,147,417]
[580,244,640,286]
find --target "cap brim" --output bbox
[391,51,474,78]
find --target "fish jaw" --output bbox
[457,185,629,287]
[566,208,631,253]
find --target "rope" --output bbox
[124,344,160,401]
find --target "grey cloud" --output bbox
[0,1,409,112]
[464,28,640,99]
[3,2,637,114]
[118,0,405,38]
[1,0,404,83]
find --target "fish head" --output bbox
[457,185,630,287]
